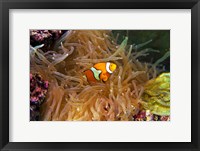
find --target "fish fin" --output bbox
[102,76,108,82]
[101,73,109,82]
[91,67,101,81]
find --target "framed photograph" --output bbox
[0,0,199,151]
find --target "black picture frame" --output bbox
[0,0,199,151]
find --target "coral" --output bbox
[30,30,65,52]
[140,72,170,116]
[133,109,170,121]
[30,73,49,121]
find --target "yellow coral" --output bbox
[141,73,170,116]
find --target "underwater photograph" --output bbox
[30,30,170,121]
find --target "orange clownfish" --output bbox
[84,62,117,83]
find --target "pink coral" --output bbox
[30,73,49,121]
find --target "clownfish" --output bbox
[84,62,117,83]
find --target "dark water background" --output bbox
[112,30,170,72]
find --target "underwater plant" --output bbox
[30,30,170,121]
